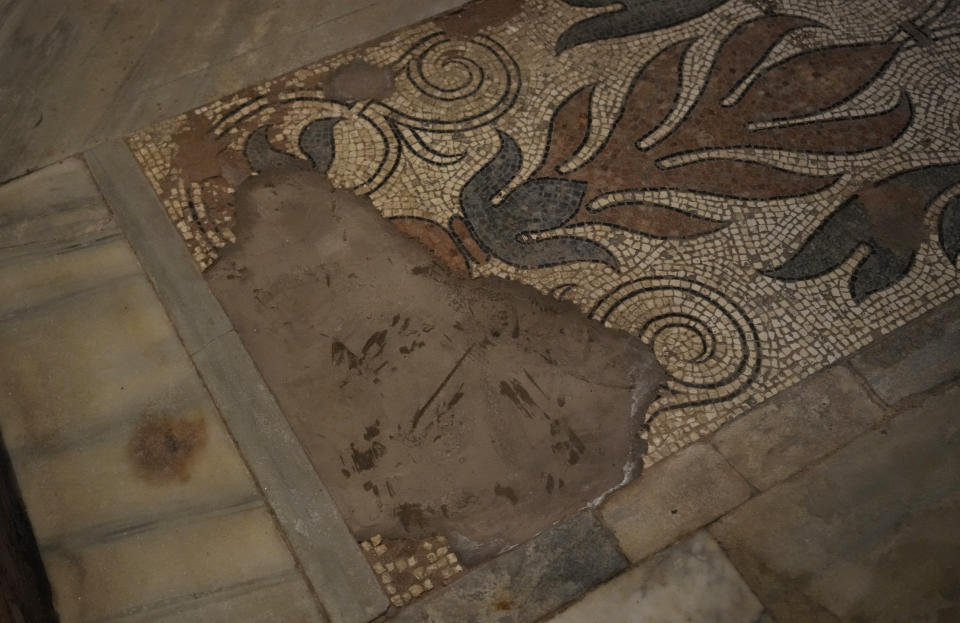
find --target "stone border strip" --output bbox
[85,139,388,623]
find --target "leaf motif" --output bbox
[556,0,730,53]
[298,118,341,173]
[244,127,308,173]
[740,42,903,123]
[743,92,912,154]
[850,247,914,303]
[460,131,617,269]
[941,197,960,264]
[575,201,727,238]
[766,163,960,302]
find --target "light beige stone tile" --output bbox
[44,505,296,623]
[712,366,885,490]
[0,237,140,318]
[546,532,763,623]
[120,575,326,623]
[601,442,752,562]
[16,400,258,545]
[0,158,116,252]
[0,275,205,451]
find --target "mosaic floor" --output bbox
[130,0,960,464]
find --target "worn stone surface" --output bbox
[849,296,960,404]
[712,366,886,490]
[206,170,663,550]
[545,531,763,623]
[389,512,628,623]
[323,59,396,103]
[193,331,390,623]
[711,384,960,623]
[0,0,469,183]
[600,442,752,562]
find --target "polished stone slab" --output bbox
[43,506,296,622]
[849,296,960,404]
[545,531,763,623]
[601,442,752,562]
[712,366,885,490]
[711,383,960,623]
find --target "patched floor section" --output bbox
[206,171,663,554]
[130,0,960,467]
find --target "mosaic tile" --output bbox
[129,0,960,465]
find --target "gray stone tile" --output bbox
[849,296,960,404]
[391,512,627,623]
[710,383,960,623]
[545,531,763,623]
[712,366,885,490]
[600,443,752,562]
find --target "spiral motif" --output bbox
[372,33,521,132]
[590,277,761,421]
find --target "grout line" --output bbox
[39,496,265,553]
[90,569,305,623]
[839,359,894,411]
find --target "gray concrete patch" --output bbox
[600,442,752,562]
[193,332,389,623]
[710,383,960,623]
[389,512,628,623]
[206,170,664,550]
[544,531,763,623]
[849,296,960,404]
[712,366,885,490]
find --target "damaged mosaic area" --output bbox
[130,0,960,464]
[361,534,464,608]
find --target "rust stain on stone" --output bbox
[128,413,207,484]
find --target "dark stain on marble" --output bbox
[128,414,207,484]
